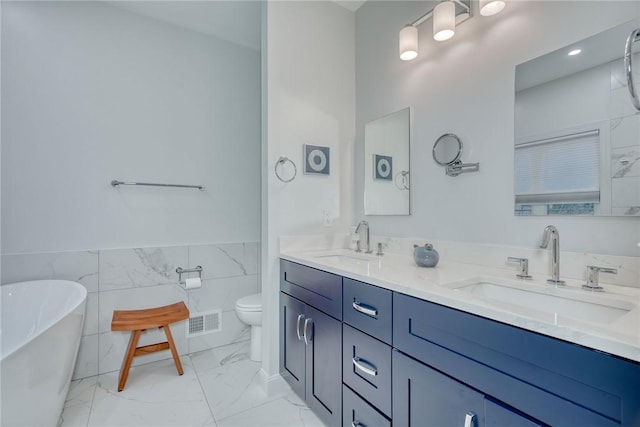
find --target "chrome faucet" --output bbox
[540,225,565,285]
[355,220,372,254]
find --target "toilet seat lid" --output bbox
[236,293,262,311]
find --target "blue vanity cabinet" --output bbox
[393,292,640,426]
[393,349,485,426]
[343,385,391,427]
[343,278,393,345]
[280,260,342,426]
[393,350,543,427]
[342,324,392,416]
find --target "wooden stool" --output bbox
[111,301,189,391]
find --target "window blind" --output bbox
[515,129,600,204]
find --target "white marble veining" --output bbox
[188,311,250,354]
[281,247,640,362]
[189,275,259,313]
[73,335,99,380]
[2,241,261,381]
[189,242,259,280]
[612,175,640,208]
[99,246,188,291]
[1,250,99,291]
[60,342,324,427]
[612,146,640,178]
[610,114,640,149]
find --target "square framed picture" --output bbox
[304,144,330,175]
[374,154,393,181]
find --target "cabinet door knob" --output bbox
[352,301,378,317]
[296,314,305,341]
[352,356,378,377]
[303,318,314,345]
[464,412,476,427]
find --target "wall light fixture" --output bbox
[399,0,506,61]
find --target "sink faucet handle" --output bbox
[376,242,384,256]
[355,240,362,253]
[583,265,617,292]
[507,257,532,280]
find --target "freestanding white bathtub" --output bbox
[1,280,87,426]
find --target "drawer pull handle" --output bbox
[352,301,378,317]
[303,318,314,345]
[353,356,378,376]
[352,422,365,427]
[464,412,476,427]
[296,314,305,341]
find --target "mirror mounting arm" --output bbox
[445,160,479,177]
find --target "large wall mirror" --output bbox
[364,108,411,215]
[514,20,640,216]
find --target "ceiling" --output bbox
[109,1,262,51]
[333,0,366,12]
[109,0,366,51]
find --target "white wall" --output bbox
[1,1,261,254]
[354,1,640,257]
[262,0,355,383]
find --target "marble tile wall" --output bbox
[1,241,260,380]
[609,58,640,216]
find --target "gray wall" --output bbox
[354,0,640,256]
[1,1,261,254]
[1,1,261,378]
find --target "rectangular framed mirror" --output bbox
[364,107,411,215]
[514,20,640,217]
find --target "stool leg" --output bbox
[118,329,142,392]
[162,325,184,376]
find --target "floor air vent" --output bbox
[186,309,222,337]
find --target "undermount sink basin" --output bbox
[314,254,372,266]
[444,279,635,324]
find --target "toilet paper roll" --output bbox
[184,277,202,290]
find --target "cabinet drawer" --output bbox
[280,260,342,319]
[343,324,392,417]
[343,385,390,427]
[343,278,392,344]
[393,293,639,426]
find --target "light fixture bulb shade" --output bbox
[479,0,506,16]
[399,25,418,61]
[433,1,455,42]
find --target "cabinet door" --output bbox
[393,350,484,427]
[280,292,306,399]
[305,305,342,427]
[485,399,544,427]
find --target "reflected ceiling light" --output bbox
[433,1,456,41]
[399,25,419,61]
[479,0,506,17]
[568,49,582,56]
[398,0,504,61]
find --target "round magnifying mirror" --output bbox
[432,133,462,166]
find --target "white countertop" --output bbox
[280,248,640,363]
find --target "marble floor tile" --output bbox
[61,344,323,427]
[88,357,214,427]
[197,349,280,421]
[215,393,326,427]
[190,341,251,373]
[60,376,98,427]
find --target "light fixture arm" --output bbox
[407,0,472,27]
[445,160,480,177]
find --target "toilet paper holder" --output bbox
[176,266,203,285]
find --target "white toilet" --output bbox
[235,293,262,362]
